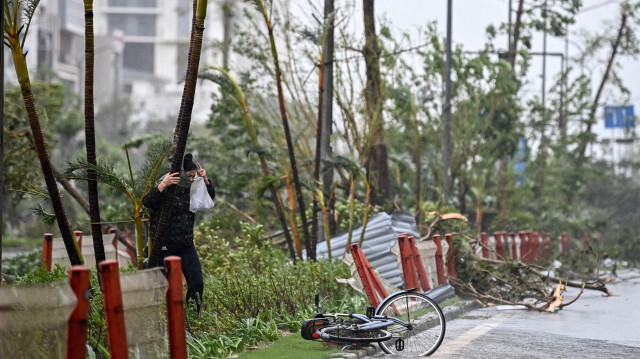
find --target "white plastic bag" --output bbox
[189,175,214,213]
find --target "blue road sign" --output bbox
[604,105,635,128]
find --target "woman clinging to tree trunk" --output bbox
[143,153,215,313]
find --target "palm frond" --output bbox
[135,136,174,196]
[20,0,41,48]
[65,157,132,197]
[12,183,51,201]
[255,175,283,197]
[31,203,57,228]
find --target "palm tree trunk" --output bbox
[84,0,106,264]
[10,51,82,265]
[148,0,208,266]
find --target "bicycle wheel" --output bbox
[319,325,392,343]
[375,292,446,356]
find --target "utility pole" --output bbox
[443,0,453,204]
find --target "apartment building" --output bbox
[5,0,235,129]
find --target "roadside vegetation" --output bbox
[2,0,640,358]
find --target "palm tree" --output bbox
[252,0,311,259]
[147,0,208,267]
[66,136,174,269]
[82,0,106,264]
[4,0,82,265]
[201,66,297,261]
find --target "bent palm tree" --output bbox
[201,66,297,261]
[253,0,312,259]
[4,0,82,265]
[147,0,208,267]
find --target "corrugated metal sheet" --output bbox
[316,211,419,288]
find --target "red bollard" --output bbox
[433,235,446,286]
[445,233,455,278]
[481,232,489,259]
[501,231,511,259]
[518,231,528,263]
[164,257,188,359]
[523,231,534,263]
[351,244,388,307]
[510,232,518,259]
[398,233,419,290]
[494,231,504,260]
[408,236,431,291]
[67,266,91,359]
[74,230,84,249]
[99,260,129,359]
[561,232,569,253]
[42,233,54,271]
[532,232,541,262]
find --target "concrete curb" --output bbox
[329,298,481,359]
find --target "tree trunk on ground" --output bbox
[362,0,391,206]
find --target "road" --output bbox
[367,269,640,358]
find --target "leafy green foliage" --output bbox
[189,222,356,357]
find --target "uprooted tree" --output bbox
[446,232,613,313]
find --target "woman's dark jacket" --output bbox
[143,172,215,250]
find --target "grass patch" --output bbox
[234,333,354,359]
[3,235,42,249]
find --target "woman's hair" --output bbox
[183,153,197,171]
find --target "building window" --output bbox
[108,14,157,37]
[108,0,157,7]
[123,42,154,73]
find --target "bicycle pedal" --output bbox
[366,306,375,318]
[395,338,405,351]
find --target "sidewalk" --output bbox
[329,298,481,359]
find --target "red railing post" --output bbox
[74,230,84,249]
[99,260,129,359]
[445,233,455,278]
[433,235,446,286]
[67,266,90,359]
[398,233,419,290]
[532,232,541,262]
[510,232,518,259]
[481,232,489,259]
[561,232,569,253]
[351,244,380,307]
[501,231,511,259]
[523,231,534,263]
[494,231,504,260]
[42,233,53,271]
[408,235,431,291]
[517,231,527,262]
[164,256,187,359]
